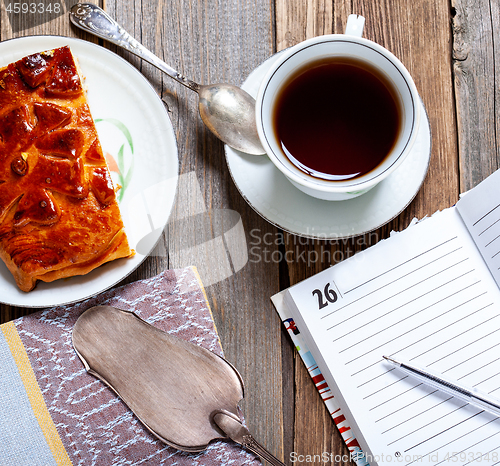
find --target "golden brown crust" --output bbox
[0,46,132,292]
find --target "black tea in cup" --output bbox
[273,57,402,182]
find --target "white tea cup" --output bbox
[255,15,420,201]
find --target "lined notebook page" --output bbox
[457,169,500,287]
[285,207,500,466]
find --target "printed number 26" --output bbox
[312,282,338,310]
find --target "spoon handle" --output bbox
[213,412,286,466]
[69,3,200,92]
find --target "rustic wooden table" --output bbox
[0,0,496,464]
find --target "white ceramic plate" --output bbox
[0,36,178,307]
[225,53,431,239]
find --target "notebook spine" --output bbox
[282,316,370,466]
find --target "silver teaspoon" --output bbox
[69,3,265,155]
[72,306,285,466]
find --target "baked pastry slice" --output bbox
[0,46,133,292]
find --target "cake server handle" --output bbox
[213,412,286,466]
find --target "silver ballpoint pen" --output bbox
[382,355,500,417]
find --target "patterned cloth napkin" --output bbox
[0,266,260,466]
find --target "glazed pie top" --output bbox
[0,46,132,292]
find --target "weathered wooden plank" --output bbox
[451,0,500,191]
[275,0,333,50]
[0,0,9,37]
[275,0,459,464]
[0,0,101,40]
[274,3,352,464]
[105,0,284,460]
[354,0,459,218]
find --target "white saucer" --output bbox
[224,54,431,239]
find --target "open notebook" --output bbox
[273,169,500,466]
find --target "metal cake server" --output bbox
[72,305,284,465]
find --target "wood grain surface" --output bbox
[0,0,496,464]
[451,0,500,190]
